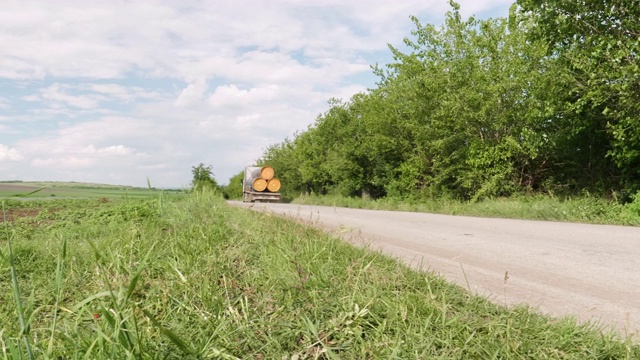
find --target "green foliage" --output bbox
[517,0,640,190]
[191,163,219,193]
[294,192,640,226]
[257,1,639,202]
[621,192,640,225]
[262,2,560,201]
[222,170,244,200]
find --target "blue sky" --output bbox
[1,0,511,187]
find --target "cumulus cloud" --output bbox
[0,144,23,161]
[86,84,161,102]
[175,80,208,107]
[81,145,136,155]
[21,83,164,113]
[234,113,263,130]
[99,145,135,155]
[40,83,101,109]
[29,145,135,170]
[209,84,279,108]
[331,84,370,103]
[31,156,95,169]
[0,0,509,81]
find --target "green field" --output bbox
[0,182,185,200]
[1,192,637,358]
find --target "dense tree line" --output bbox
[257,1,639,201]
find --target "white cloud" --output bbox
[332,84,370,102]
[234,113,262,130]
[175,80,208,107]
[98,145,135,155]
[87,84,160,102]
[32,156,95,169]
[0,144,23,161]
[29,145,135,170]
[0,1,509,81]
[40,83,101,109]
[20,83,163,114]
[80,145,136,156]
[88,84,131,100]
[209,84,279,108]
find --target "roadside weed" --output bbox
[294,193,640,225]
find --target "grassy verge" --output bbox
[1,194,638,358]
[293,193,640,226]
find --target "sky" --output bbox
[1,0,511,188]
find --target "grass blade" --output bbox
[142,309,196,355]
[70,291,119,314]
[47,237,67,356]
[2,201,34,359]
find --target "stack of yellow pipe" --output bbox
[251,166,281,192]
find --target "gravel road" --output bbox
[230,201,640,337]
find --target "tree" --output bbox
[222,170,244,199]
[380,2,553,199]
[257,0,636,201]
[191,163,218,192]
[517,0,640,191]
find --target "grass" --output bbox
[0,181,185,199]
[1,192,638,358]
[293,193,640,226]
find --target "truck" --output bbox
[242,165,281,202]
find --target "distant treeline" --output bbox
[256,1,639,201]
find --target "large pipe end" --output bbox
[266,178,281,192]
[252,178,268,192]
[260,166,275,180]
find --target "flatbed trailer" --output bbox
[242,190,281,203]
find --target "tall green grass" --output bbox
[293,193,640,226]
[1,193,638,358]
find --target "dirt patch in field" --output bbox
[1,208,41,223]
[0,184,39,193]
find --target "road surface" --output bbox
[229,201,640,337]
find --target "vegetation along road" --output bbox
[231,201,640,337]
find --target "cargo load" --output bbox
[242,166,281,202]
